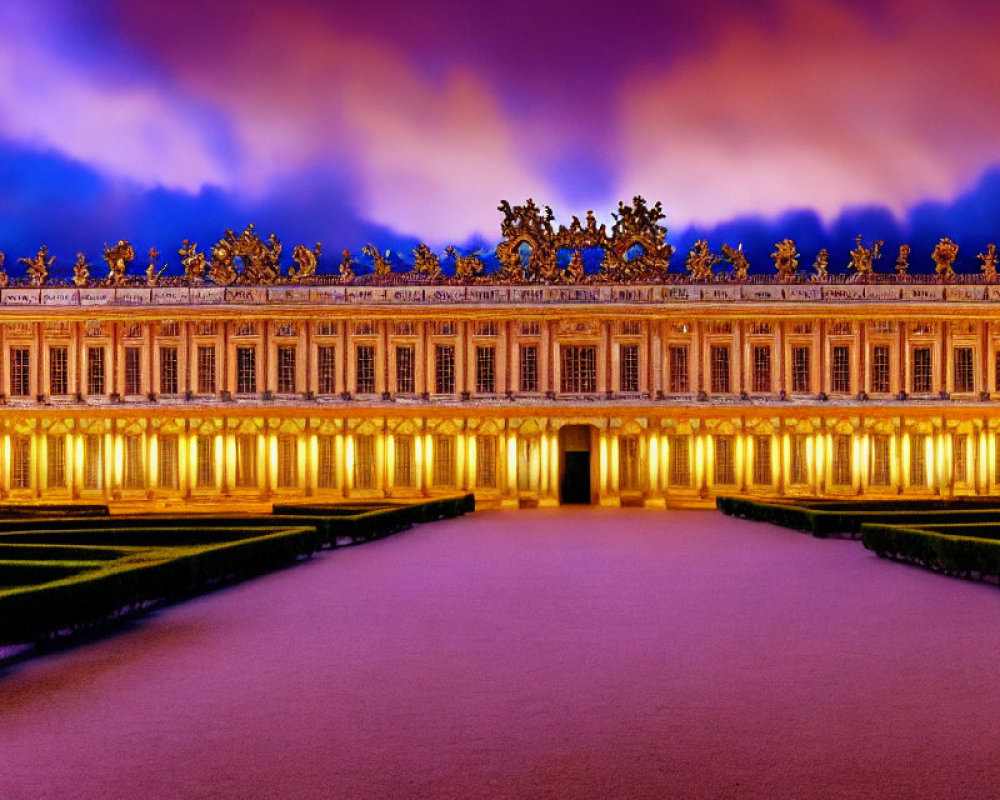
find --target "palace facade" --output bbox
[0,280,999,509]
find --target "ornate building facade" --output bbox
[1,199,998,509]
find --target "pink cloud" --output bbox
[0,5,230,192]
[618,0,1000,227]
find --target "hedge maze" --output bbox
[718,495,1000,585]
[0,494,474,646]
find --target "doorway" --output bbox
[559,424,594,504]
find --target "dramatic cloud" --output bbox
[1,0,999,262]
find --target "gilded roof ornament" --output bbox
[20,245,55,287]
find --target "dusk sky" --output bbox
[2,0,1000,273]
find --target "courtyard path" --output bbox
[2,509,1000,799]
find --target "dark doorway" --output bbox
[562,451,591,504]
[559,424,594,504]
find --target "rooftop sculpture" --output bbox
[0,199,996,286]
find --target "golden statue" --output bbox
[811,248,829,282]
[932,237,959,281]
[720,243,749,280]
[362,244,393,278]
[978,244,998,283]
[103,240,135,286]
[146,246,166,286]
[685,239,718,280]
[846,235,883,282]
[771,239,799,280]
[0,252,8,288]
[210,224,281,285]
[565,251,585,283]
[445,246,486,281]
[179,239,207,284]
[290,242,322,282]
[338,249,355,284]
[73,252,91,287]
[894,244,911,278]
[20,245,55,287]
[411,244,441,280]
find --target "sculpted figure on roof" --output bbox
[685,239,718,281]
[847,236,883,282]
[73,252,90,287]
[20,246,54,287]
[771,239,799,280]
[894,244,911,279]
[338,249,355,284]
[932,237,959,281]
[411,244,441,280]
[721,243,750,280]
[290,242,322,282]
[978,244,997,283]
[179,239,207,285]
[103,240,135,286]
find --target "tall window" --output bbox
[435,345,455,394]
[620,345,639,393]
[668,346,689,393]
[49,346,68,396]
[395,346,414,394]
[619,435,640,491]
[11,435,30,489]
[318,346,336,395]
[235,434,257,488]
[560,346,597,393]
[832,434,852,485]
[87,347,105,396]
[123,435,144,490]
[237,347,256,394]
[871,345,890,393]
[277,436,298,488]
[790,434,809,485]
[519,345,538,392]
[476,346,496,394]
[158,435,179,490]
[954,347,974,393]
[476,436,497,488]
[832,345,851,393]
[196,435,215,488]
[791,346,810,393]
[710,346,730,394]
[910,433,927,486]
[355,346,375,394]
[713,436,735,485]
[317,435,335,489]
[197,346,216,394]
[354,434,375,489]
[753,435,771,485]
[84,434,103,490]
[913,347,932,393]
[668,434,690,487]
[871,435,891,487]
[10,348,30,396]
[277,346,296,394]
[954,434,969,483]
[46,435,66,489]
[159,347,178,395]
[433,435,455,486]
[752,346,771,393]
[393,435,413,487]
[125,347,142,396]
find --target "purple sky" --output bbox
[2,0,1000,272]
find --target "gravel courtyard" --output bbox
[2,508,1000,799]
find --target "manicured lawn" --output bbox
[2,508,999,799]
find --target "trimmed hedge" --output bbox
[0,525,319,644]
[862,523,1000,579]
[0,495,476,645]
[0,503,109,518]
[717,496,1000,538]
